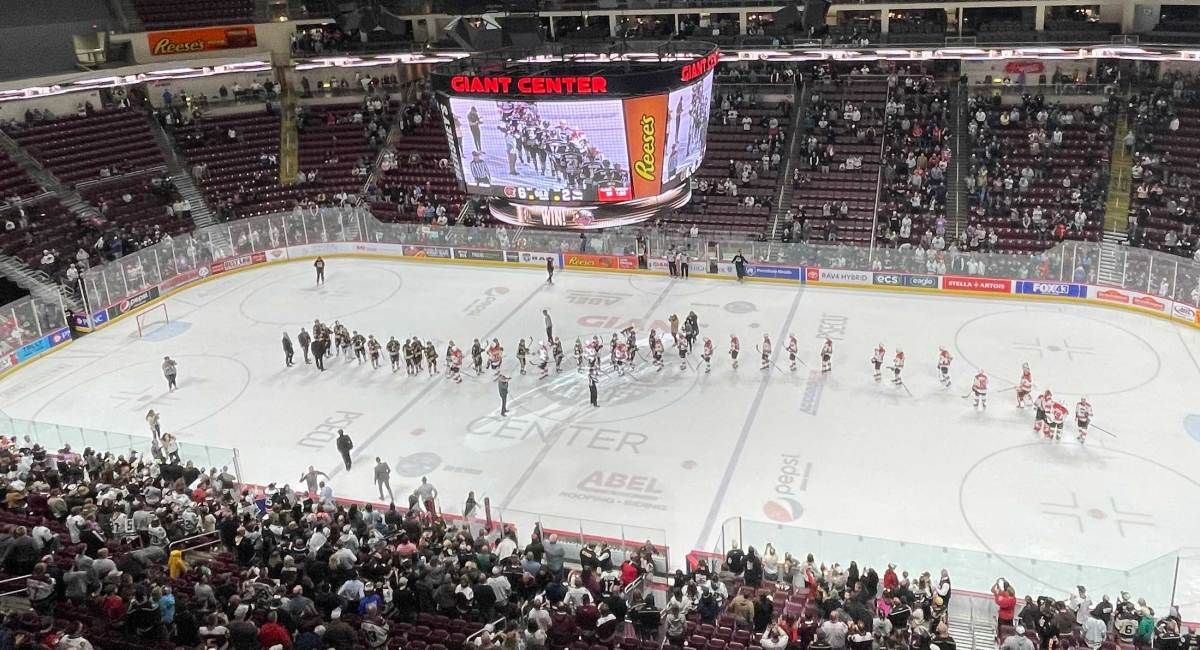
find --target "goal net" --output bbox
[136,303,169,338]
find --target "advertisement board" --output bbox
[454,248,505,262]
[106,286,161,320]
[158,268,201,293]
[447,96,634,204]
[147,25,257,56]
[808,268,872,284]
[871,272,939,288]
[1172,301,1197,324]
[746,265,801,281]
[401,245,452,259]
[14,327,70,363]
[1091,286,1168,312]
[1015,281,1086,298]
[622,94,668,199]
[505,251,559,267]
[563,253,637,270]
[210,251,267,275]
[942,276,1013,293]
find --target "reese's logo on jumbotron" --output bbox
[634,115,657,182]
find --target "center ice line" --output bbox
[326,274,547,479]
[692,284,806,551]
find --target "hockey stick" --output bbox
[1090,423,1118,438]
[897,382,914,397]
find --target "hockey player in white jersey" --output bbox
[937,347,952,387]
[971,369,988,410]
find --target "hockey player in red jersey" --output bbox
[971,370,988,410]
[760,334,772,370]
[702,337,714,373]
[1075,397,1093,443]
[786,334,799,371]
[448,343,464,384]
[871,343,885,382]
[891,349,905,385]
[1015,363,1033,408]
[937,347,953,388]
[1049,400,1069,440]
[820,338,833,373]
[729,334,740,369]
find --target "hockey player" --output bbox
[624,327,638,367]
[424,340,438,376]
[677,335,690,370]
[1034,389,1052,437]
[552,337,564,372]
[820,338,833,373]
[871,343,885,382]
[537,341,550,379]
[471,339,483,375]
[403,338,418,375]
[1049,400,1068,440]
[387,336,401,372]
[937,347,953,387]
[448,343,464,383]
[684,311,699,348]
[573,338,583,370]
[760,334,772,370]
[487,339,503,372]
[334,321,350,357]
[352,331,367,364]
[701,337,714,373]
[650,331,665,370]
[786,334,799,371]
[1075,397,1092,443]
[1015,363,1033,408]
[368,335,381,369]
[613,338,627,375]
[972,369,988,410]
[517,338,529,375]
[729,334,740,369]
[609,333,621,371]
[891,348,905,385]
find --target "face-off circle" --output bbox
[959,443,1200,594]
[953,310,1160,396]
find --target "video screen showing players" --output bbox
[662,70,713,189]
[449,97,634,202]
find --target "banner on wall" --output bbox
[745,265,800,281]
[454,248,505,262]
[872,272,940,289]
[506,251,559,266]
[563,253,637,270]
[107,285,161,319]
[1015,281,1086,298]
[210,251,267,275]
[147,25,257,56]
[1091,286,1168,312]
[402,245,452,259]
[14,327,70,363]
[1172,302,1197,323]
[942,276,1012,293]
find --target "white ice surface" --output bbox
[3,259,1200,610]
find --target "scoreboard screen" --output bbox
[444,96,635,203]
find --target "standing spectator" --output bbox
[336,429,354,470]
[282,332,295,367]
[162,356,178,391]
[374,457,392,500]
[993,579,1017,629]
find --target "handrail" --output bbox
[0,573,32,600]
[168,530,222,553]
[465,616,507,644]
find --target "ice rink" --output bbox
[3,258,1200,605]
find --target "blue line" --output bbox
[692,285,805,549]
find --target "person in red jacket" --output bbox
[883,563,900,592]
[992,578,1018,629]
[258,610,292,648]
[619,559,640,587]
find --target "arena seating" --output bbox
[173,109,284,219]
[132,0,255,30]
[372,104,466,224]
[3,110,166,187]
[78,174,191,239]
[964,94,1113,253]
[0,150,40,201]
[788,75,889,245]
[0,196,81,270]
[1126,85,1200,258]
[667,91,789,238]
